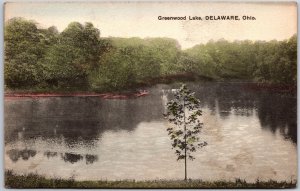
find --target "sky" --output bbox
[4,2,297,49]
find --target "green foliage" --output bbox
[164,84,207,180]
[253,35,297,84]
[89,37,181,91]
[89,48,139,91]
[182,40,256,79]
[4,17,297,92]
[145,38,181,75]
[60,22,101,69]
[4,18,52,87]
[5,18,105,90]
[182,36,297,84]
[41,22,102,88]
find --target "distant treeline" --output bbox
[4,18,297,92]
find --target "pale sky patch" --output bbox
[4,2,297,49]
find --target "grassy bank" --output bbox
[5,171,296,189]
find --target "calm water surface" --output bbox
[4,82,297,181]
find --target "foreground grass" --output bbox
[5,171,296,189]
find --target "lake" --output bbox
[4,82,297,182]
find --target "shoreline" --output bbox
[4,90,149,100]
[5,171,297,189]
[5,81,296,98]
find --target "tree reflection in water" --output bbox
[86,154,98,164]
[164,82,297,143]
[44,151,58,159]
[6,149,36,162]
[4,82,297,151]
[7,149,99,165]
[5,93,165,147]
[257,94,297,143]
[4,82,297,182]
[61,153,83,164]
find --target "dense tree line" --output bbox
[181,37,297,84]
[5,18,106,90]
[89,37,181,91]
[4,18,297,92]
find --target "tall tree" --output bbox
[164,84,207,180]
[42,22,102,88]
[4,18,46,87]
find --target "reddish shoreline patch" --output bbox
[4,91,149,100]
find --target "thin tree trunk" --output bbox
[183,99,187,181]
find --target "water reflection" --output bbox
[86,154,98,165]
[5,93,165,147]
[5,83,296,145]
[44,151,58,159]
[61,153,83,164]
[7,149,36,162]
[4,82,297,181]
[257,94,297,142]
[60,153,98,165]
[7,149,99,165]
[164,82,296,143]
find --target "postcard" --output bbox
[3,1,297,189]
